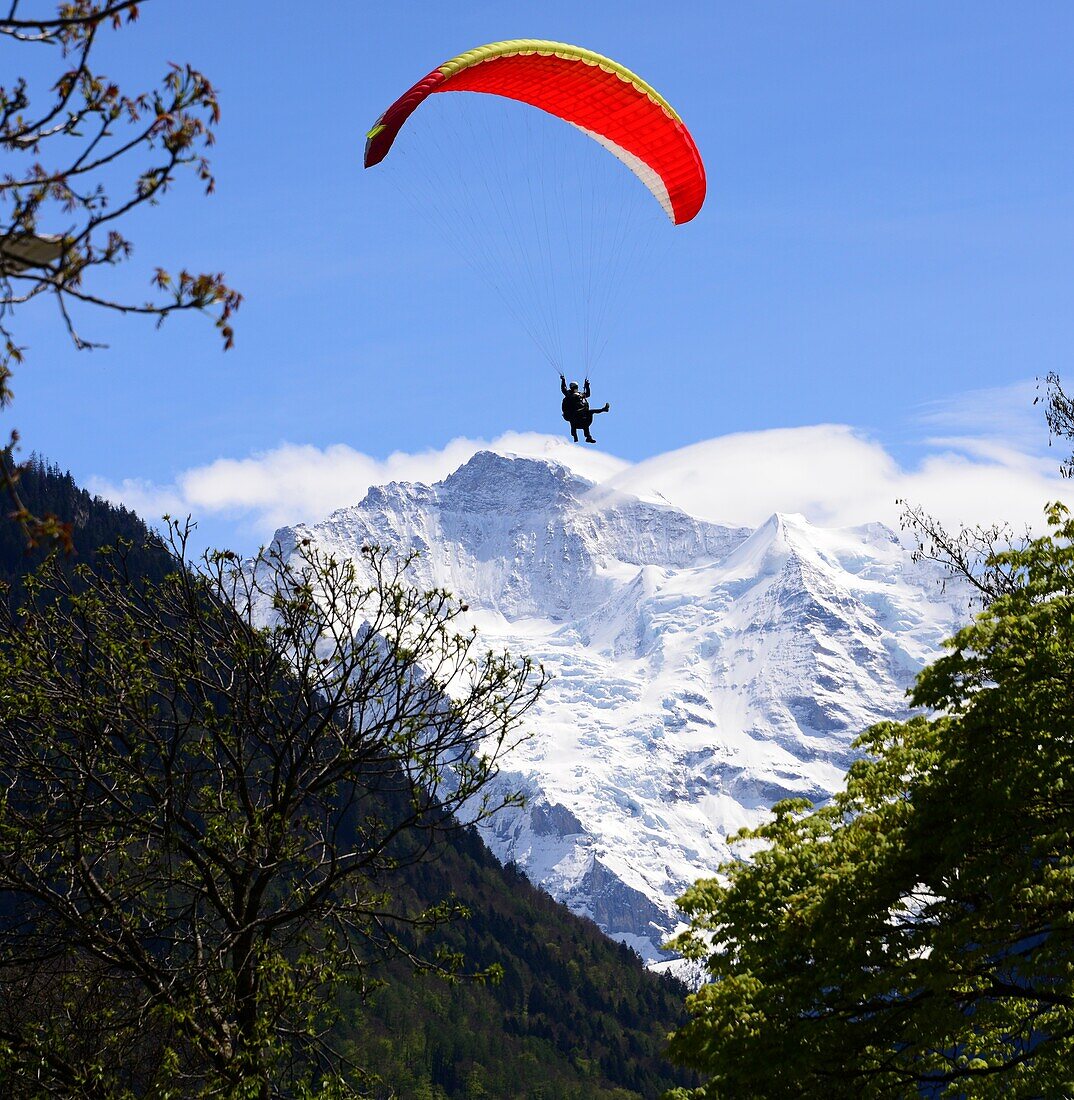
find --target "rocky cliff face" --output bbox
[273,451,968,961]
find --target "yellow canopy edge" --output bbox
[437,39,682,123]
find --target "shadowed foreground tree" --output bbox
[1,1,239,544]
[0,529,543,1097]
[665,503,1074,1098]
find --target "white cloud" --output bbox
[90,413,1070,550]
[610,425,1066,534]
[89,432,630,541]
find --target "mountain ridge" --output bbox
[275,449,969,962]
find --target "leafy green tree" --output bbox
[0,527,543,1097]
[666,503,1074,1098]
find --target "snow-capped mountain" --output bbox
[271,451,969,962]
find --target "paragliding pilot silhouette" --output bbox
[560,373,611,444]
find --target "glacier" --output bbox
[269,450,969,963]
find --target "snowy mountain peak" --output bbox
[718,511,796,578]
[272,454,969,962]
[440,450,596,510]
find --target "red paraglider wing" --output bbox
[365,40,706,225]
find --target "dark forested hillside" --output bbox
[0,457,173,596]
[355,828,694,1099]
[0,461,693,1100]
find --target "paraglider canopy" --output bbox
[365,39,706,225]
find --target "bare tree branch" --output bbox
[1039,371,1074,478]
[1,1,239,546]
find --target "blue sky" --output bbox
[7,2,1074,549]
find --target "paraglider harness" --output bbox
[561,376,591,423]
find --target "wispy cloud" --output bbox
[911,378,1045,448]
